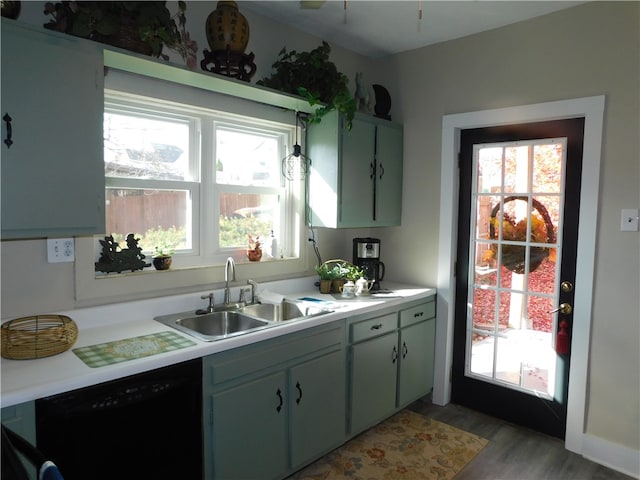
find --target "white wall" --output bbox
[373,0,639,461]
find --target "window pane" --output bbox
[215,128,281,187]
[477,147,503,193]
[532,144,563,193]
[106,188,191,252]
[104,112,192,181]
[219,193,279,248]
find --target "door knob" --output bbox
[549,303,572,315]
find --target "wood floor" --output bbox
[408,399,635,480]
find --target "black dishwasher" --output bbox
[36,358,203,480]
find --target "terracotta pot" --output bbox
[205,1,250,53]
[247,248,262,262]
[152,256,172,270]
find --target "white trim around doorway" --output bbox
[435,96,605,456]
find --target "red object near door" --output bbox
[556,320,570,355]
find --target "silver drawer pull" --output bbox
[370,323,383,330]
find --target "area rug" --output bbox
[289,409,488,480]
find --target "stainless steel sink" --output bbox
[239,300,331,322]
[154,300,332,342]
[155,311,271,342]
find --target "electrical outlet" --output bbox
[620,209,639,232]
[47,238,75,263]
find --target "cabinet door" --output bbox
[1,402,37,480]
[290,349,346,469]
[398,319,436,407]
[211,371,287,480]
[1,21,104,239]
[375,122,403,226]
[339,116,376,227]
[350,331,399,434]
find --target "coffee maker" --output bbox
[353,237,385,291]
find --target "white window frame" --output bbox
[75,69,310,302]
[104,96,202,259]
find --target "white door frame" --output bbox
[434,95,605,454]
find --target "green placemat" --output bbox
[73,331,196,368]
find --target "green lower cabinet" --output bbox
[398,318,436,407]
[211,371,288,480]
[349,299,437,435]
[290,349,346,470]
[204,322,346,480]
[350,331,399,434]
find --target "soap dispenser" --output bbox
[270,230,279,258]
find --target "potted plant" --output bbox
[43,1,198,67]
[257,41,356,129]
[344,263,364,282]
[152,244,174,270]
[315,262,339,294]
[247,234,262,262]
[314,259,361,294]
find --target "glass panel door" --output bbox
[467,140,565,398]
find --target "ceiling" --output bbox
[239,1,585,59]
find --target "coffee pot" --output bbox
[352,237,385,291]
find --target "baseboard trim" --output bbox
[582,433,639,479]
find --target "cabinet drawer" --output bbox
[206,323,343,385]
[350,313,397,343]
[400,301,436,328]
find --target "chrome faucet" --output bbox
[224,257,236,304]
[247,279,259,305]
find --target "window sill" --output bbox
[75,237,311,304]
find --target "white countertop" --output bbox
[1,278,435,408]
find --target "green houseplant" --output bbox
[43,1,197,66]
[314,259,362,294]
[257,41,356,128]
[315,261,339,294]
[152,244,174,270]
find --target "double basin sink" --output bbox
[154,300,332,342]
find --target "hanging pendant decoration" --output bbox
[282,112,311,181]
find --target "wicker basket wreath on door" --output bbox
[489,196,556,274]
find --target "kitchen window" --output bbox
[103,90,298,269]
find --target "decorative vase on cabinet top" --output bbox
[205,1,250,53]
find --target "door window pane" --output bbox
[533,144,563,193]
[468,139,566,398]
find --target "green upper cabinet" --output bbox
[307,111,403,228]
[1,20,105,239]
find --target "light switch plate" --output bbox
[620,209,639,232]
[47,238,75,263]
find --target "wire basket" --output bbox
[489,196,556,274]
[1,315,78,360]
[316,259,355,293]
